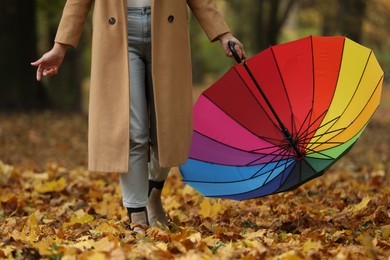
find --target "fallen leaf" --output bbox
[351,196,371,212]
[92,222,121,236]
[64,212,94,228]
[0,161,13,186]
[36,177,66,193]
[302,239,322,253]
[199,198,223,218]
[380,224,390,240]
[277,250,305,260]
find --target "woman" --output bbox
[31,0,245,229]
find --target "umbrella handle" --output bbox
[228,41,242,64]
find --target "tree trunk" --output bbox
[0,0,49,110]
[339,0,366,42]
[253,0,297,51]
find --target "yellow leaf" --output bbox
[21,212,41,244]
[380,225,390,240]
[302,239,322,253]
[0,245,15,258]
[277,250,305,260]
[202,235,220,247]
[93,222,121,235]
[199,199,212,218]
[243,229,266,240]
[80,252,106,260]
[0,160,13,186]
[64,213,94,227]
[199,198,223,218]
[182,184,198,196]
[156,242,168,251]
[71,237,95,250]
[35,239,54,255]
[94,236,117,252]
[188,232,201,243]
[351,196,371,212]
[36,177,66,193]
[163,196,181,210]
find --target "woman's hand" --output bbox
[31,43,69,81]
[218,32,246,62]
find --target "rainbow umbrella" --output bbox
[179,36,384,201]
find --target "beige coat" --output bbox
[55,0,230,172]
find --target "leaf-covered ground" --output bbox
[0,85,389,259]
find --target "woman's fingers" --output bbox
[36,65,43,81]
[35,64,58,81]
[235,44,247,60]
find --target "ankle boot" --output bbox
[147,180,169,227]
[127,207,148,233]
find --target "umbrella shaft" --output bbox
[243,62,304,159]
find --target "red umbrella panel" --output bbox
[179,36,384,201]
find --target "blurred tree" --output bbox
[190,4,234,85]
[228,0,297,53]
[298,0,366,42]
[190,0,297,84]
[364,0,390,51]
[0,0,90,111]
[0,0,49,110]
[339,0,366,42]
[36,0,89,111]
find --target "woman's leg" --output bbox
[147,146,170,226]
[136,6,170,227]
[145,47,171,227]
[120,7,151,227]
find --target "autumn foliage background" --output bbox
[0,85,389,259]
[1,0,390,259]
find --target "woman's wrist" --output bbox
[53,42,69,57]
[217,32,233,43]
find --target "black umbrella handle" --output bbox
[228,41,242,64]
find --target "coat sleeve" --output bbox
[54,0,93,48]
[187,0,230,42]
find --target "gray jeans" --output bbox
[120,7,170,208]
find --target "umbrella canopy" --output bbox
[179,36,384,201]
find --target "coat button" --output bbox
[167,15,174,23]
[108,17,116,25]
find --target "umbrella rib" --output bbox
[242,61,304,159]
[230,68,283,133]
[297,109,329,142]
[269,46,296,133]
[294,108,314,147]
[189,130,289,166]
[278,157,301,190]
[184,158,294,185]
[306,35,317,140]
[305,116,341,149]
[202,94,283,144]
[306,75,383,152]
[249,146,293,178]
[303,127,345,142]
[193,130,281,155]
[308,47,373,150]
[306,141,344,145]
[303,147,336,160]
[246,145,292,166]
[305,37,346,150]
[257,147,294,183]
[302,128,346,150]
[197,159,296,199]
